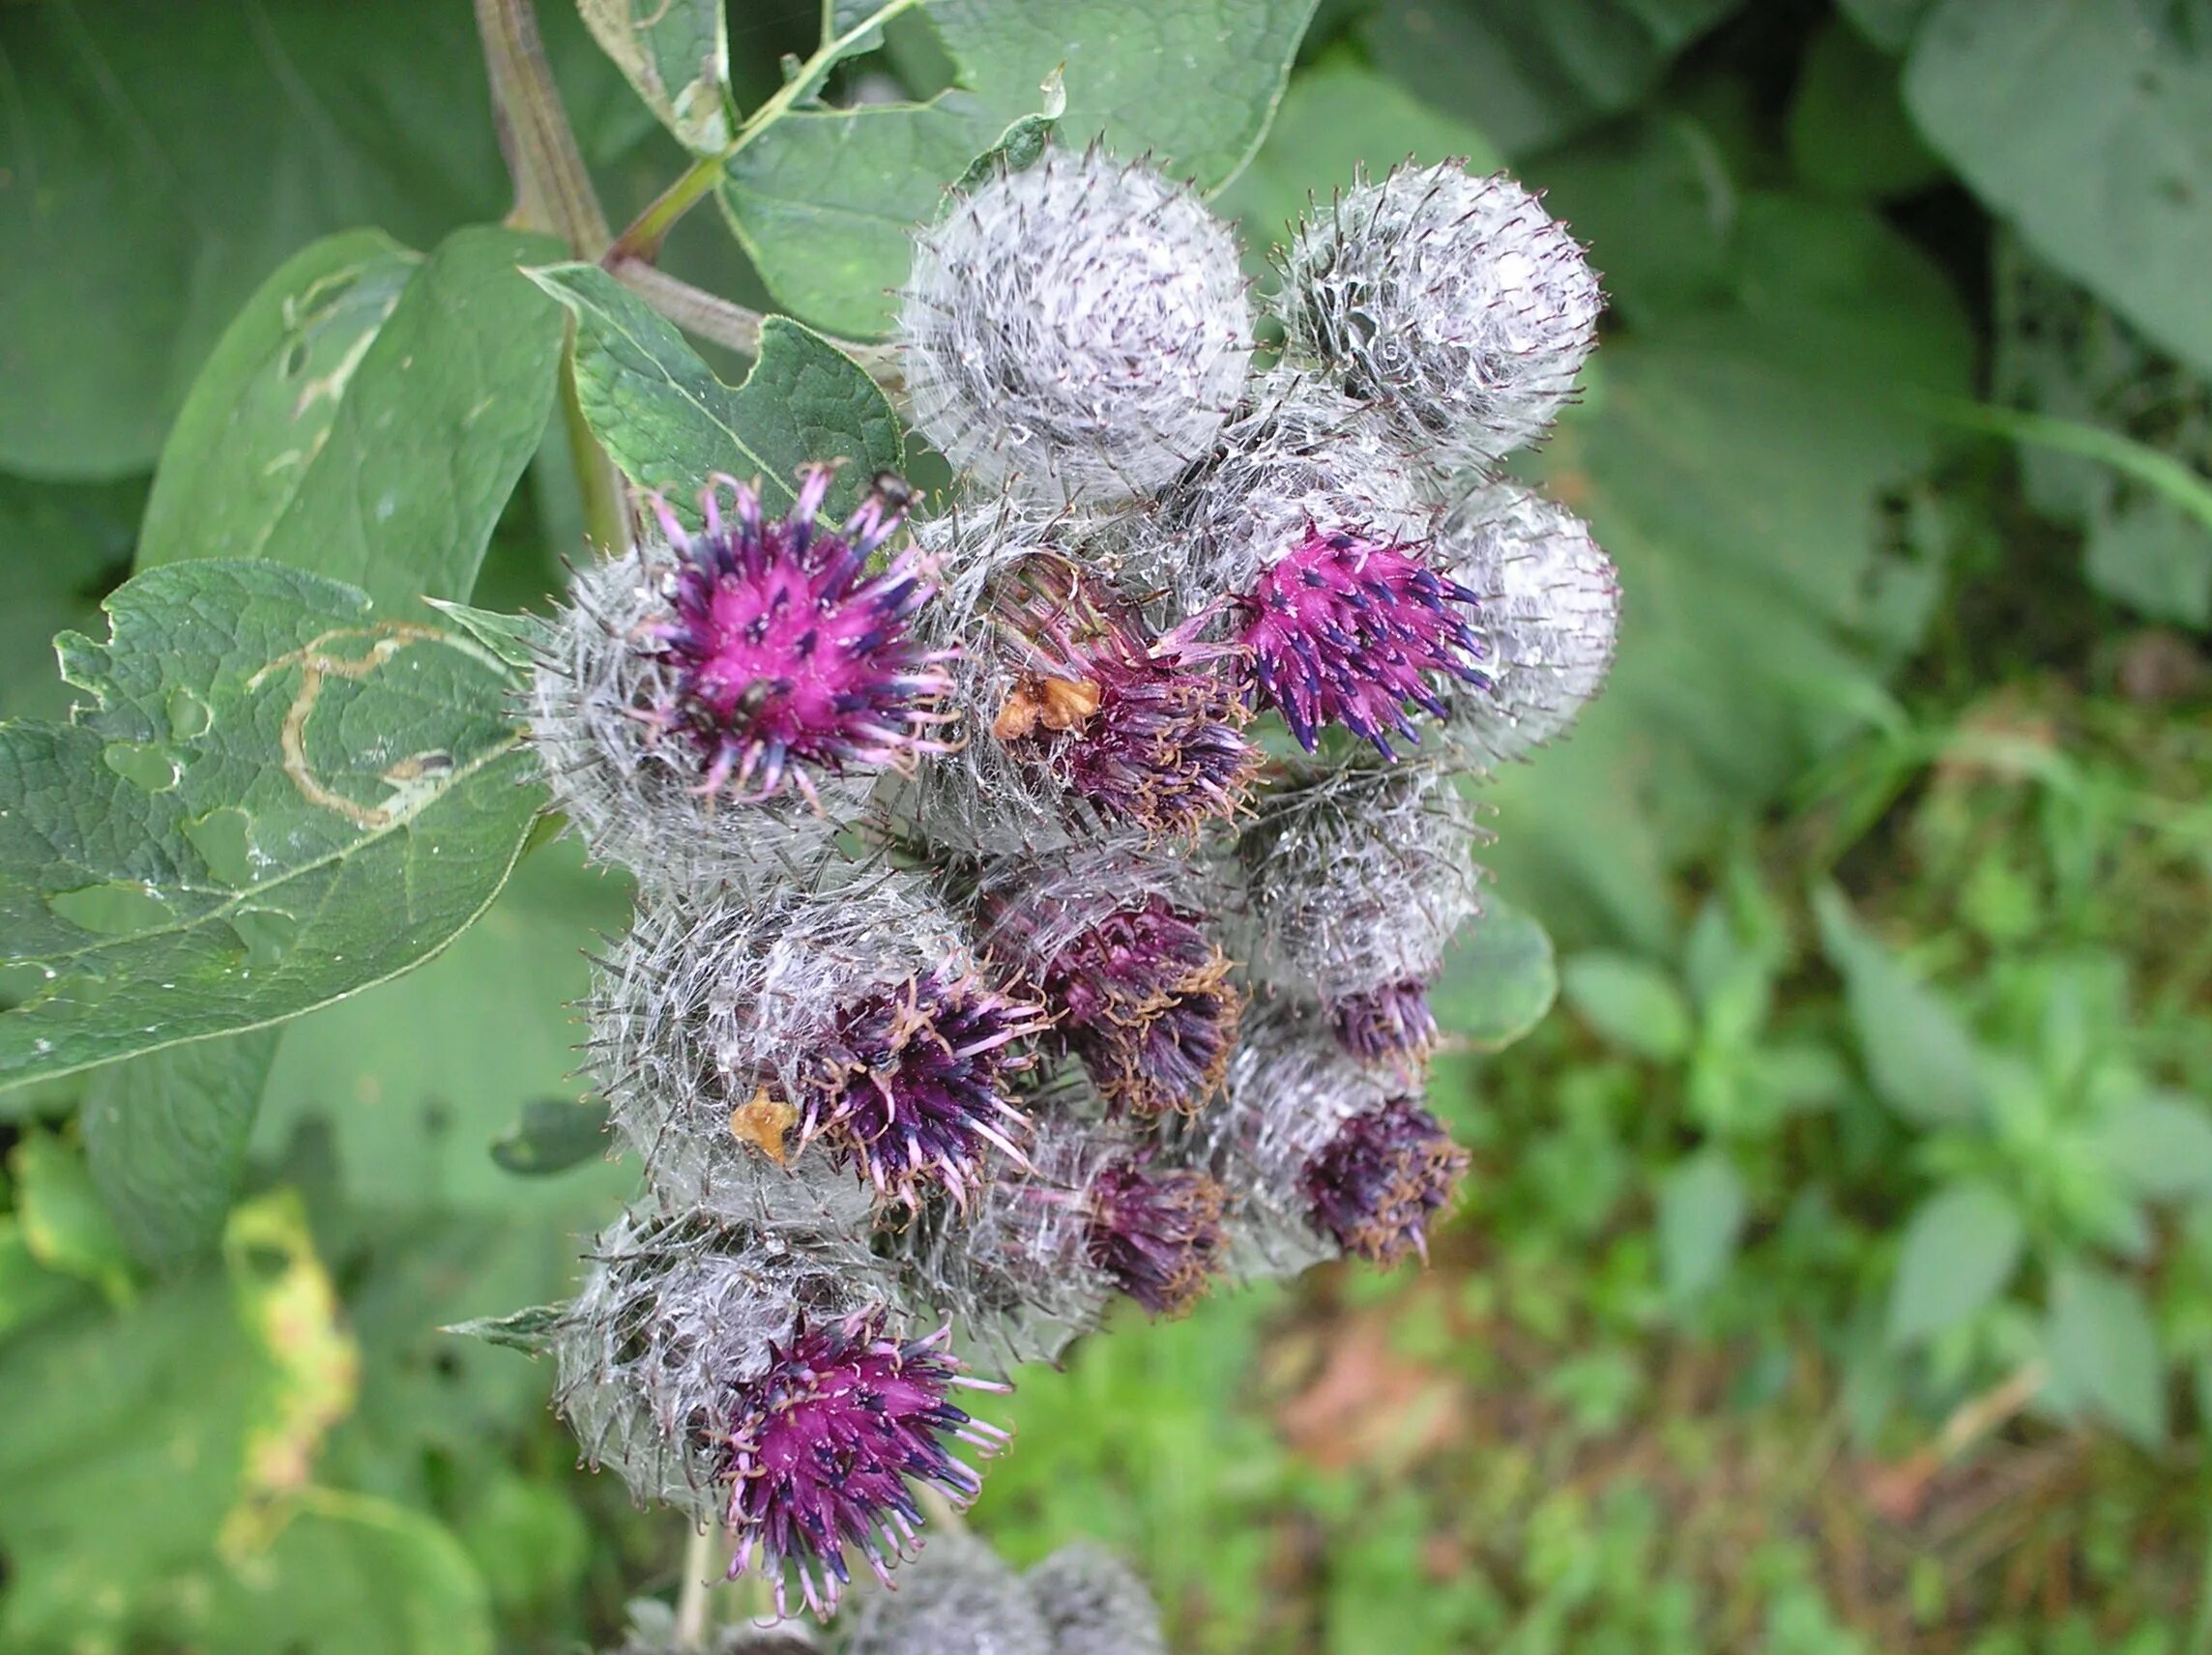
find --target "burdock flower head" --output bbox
[901,144,1251,507]
[1197,1007,1470,1267]
[1026,1544,1170,1655]
[1433,480,1620,764]
[971,847,1240,1118]
[897,1111,1229,1368]
[553,1212,1009,1620]
[1275,161,1601,470]
[532,466,952,887]
[900,507,1257,848]
[989,554,1257,837]
[1232,765,1480,1068]
[1144,373,1484,757]
[591,867,1048,1223]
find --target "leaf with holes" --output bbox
[578,0,732,151]
[0,560,540,1092]
[717,0,1318,336]
[531,263,903,523]
[138,227,566,611]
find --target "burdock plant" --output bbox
[520,102,1604,1637]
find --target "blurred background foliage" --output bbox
[2,0,2209,1651]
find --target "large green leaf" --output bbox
[1903,0,2212,379]
[139,228,566,610]
[716,0,1318,336]
[1815,887,1985,1129]
[199,1492,495,1655]
[579,0,732,151]
[2044,1263,2166,1448]
[0,561,540,1090]
[80,1029,281,1270]
[1884,1180,2023,1348]
[1428,890,1557,1055]
[1357,0,1743,158]
[1657,1148,1748,1302]
[534,262,903,518]
[0,0,515,479]
[1471,118,1972,946]
[78,226,560,1268]
[252,834,632,1218]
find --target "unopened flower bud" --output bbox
[1433,480,1619,763]
[1276,162,1600,468]
[1026,1544,1169,1655]
[901,145,1251,506]
[845,1532,1050,1655]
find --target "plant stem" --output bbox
[609,257,907,401]
[604,0,925,265]
[673,1523,715,1648]
[473,0,612,255]
[474,0,628,554]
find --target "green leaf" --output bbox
[140,227,566,612]
[1837,0,1933,52]
[0,1272,276,1647]
[578,0,732,151]
[80,1030,281,1270]
[1814,887,1985,1128]
[251,834,631,1217]
[1475,119,1973,946]
[532,263,903,521]
[0,1214,91,1345]
[1903,0,2212,379]
[1884,1180,2024,1348]
[442,1302,568,1355]
[1788,17,1944,201]
[2095,1090,2212,1204]
[952,107,1064,196]
[0,561,540,1091]
[2044,1263,2166,1448]
[1656,1149,1747,1301]
[1562,951,1694,1061]
[1357,0,1743,158]
[200,1492,494,1655]
[489,1096,613,1176]
[1427,891,1557,1055]
[422,600,557,673]
[1215,50,1504,276]
[717,0,1319,335]
[9,1132,133,1303]
[0,0,537,479]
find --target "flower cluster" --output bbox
[526,142,1615,1629]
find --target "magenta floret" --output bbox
[643,467,955,802]
[1238,527,1485,755]
[721,1310,1009,1617]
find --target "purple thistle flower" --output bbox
[1238,526,1486,756]
[992,559,1257,837]
[1299,1094,1469,1265]
[1084,1152,1229,1317]
[639,466,955,804]
[1330,976,1441,1066]
[720,1309,1010,1619]
[793,971,1048,1210]
[980,866,1241,1118]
